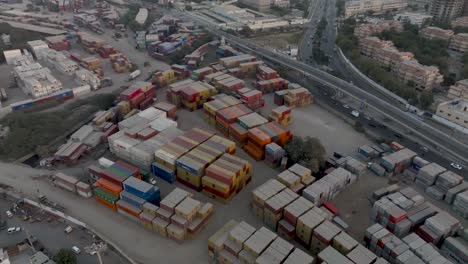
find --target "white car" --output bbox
[351,110,360,118]
[72,246,81,254]
[7,227,21,234]
[450,163,463,170]
[343,104,350,109]
[6,211,12,218]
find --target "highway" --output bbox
[182,11,468,175]
[297,0,326,65]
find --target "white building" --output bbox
[436,99,468,130]
[394,12,432,26]
[345,0,408,17]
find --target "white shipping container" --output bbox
[137,107,167,121]
[72,85,91,97]
[98,157,114,168]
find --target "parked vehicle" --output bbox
[351,110,360,118]
[7,227,21,234]
[100,77,113,88]
[450,163,463,170]
[128,70,141,81]
[72,246,81,254]
[6,211,12,218]
[64,226,73,234]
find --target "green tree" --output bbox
[284,136,326,173]
[419,91,434,110]
[53,249,77,264]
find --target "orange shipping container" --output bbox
[96,178,123,196]
[95,196,117,211]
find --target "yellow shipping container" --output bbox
[152,217,169,237]
[252,202,264,220]
[177,168,202,188]
[198,202,214,219]
[123,109,138,119]
[202,175,232,194]
[202,189,236,204]
[117,101,131,115]
[208,220,239,258]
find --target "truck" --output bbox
[128,70,141,81]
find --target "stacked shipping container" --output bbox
[244,122,292,161]
[269,106,292,126]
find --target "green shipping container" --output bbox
[94,187,119,204]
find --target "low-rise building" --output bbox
[375,46,414,69]
[359,36,394,58]
[420,26,454,41]
[449,33,468,52]
[393,12,432,27]
[451,16,468,27]
[354,20,403,38]
[345,0,408,17]
[436,99,468,129]
[239,0,272,11]
[447,79,468,100]
[395,59,444,90]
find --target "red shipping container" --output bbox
[130,93,145,108]
[139,97,154,110]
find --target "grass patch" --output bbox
[0,94,116,160]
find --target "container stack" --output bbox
[415,163,447,188]
[284,87,313,108]
[257,65,280,80]
[153,128,215,183]
[364,223,453,264]
[441,237,468,264]
[380,148,417,174]
[417,212,461,245]
[265,143,286,167]
[452,190,468,218]
[278,197,315,241]
[215,104,253,137]
[228,122,249,146]
[120,82,156,110]
[255,78,288,94]
[153,188,214,243]
[202,153,252,204]
[76,182,93,198]
[269,106,292,126]
[153,102,178,120]
[239,61,264,77]
[215,45,240,58]
[80,56,101,71]
[220,54,257,69]
[317,246,354,264]
[274,90,289,106]
[310,220,343,254]
[244,122,292,161]
[119,176,161,215]
[238,89,264,110]
[203,95,241,127]
[139,202,159,230]
[54,172,79,193]
[216,76,246,94]
[302,167,356,206]
[252,179,287,220]
[175,135,236,191]
[176,81,217,111]
[191,67,213,81]
[97,45,118,58]
[110,53,132,73]
[263,188,299,231]
[237,112,268,130]
[77,32,106,54]
[166,79,195,107]
[152,69,177,88]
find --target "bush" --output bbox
[284,136,326,173]
[53,249,77,264]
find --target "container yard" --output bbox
[0,6,467,264]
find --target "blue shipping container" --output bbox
[151,163,176,183]
[119,190,146,208]
[123,177,154,197]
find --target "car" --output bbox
[6,211,12,218]
[72,246,81,254]
[149,178,157,185]
[367,162,373,168]
[64,226,73,234]
[343,104,350,109]
[351,110,360,118]
[7,227,21,234]
[368,122,377,128]
[420,146,429,153]
[394,133,403,139]
[450,163,463,170]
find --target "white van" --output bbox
[64,226,73,234]
[72,246,81,254]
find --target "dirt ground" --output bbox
[249,31,302,50]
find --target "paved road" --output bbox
[0,199,126,264]
[297,0,326,65]
[182,11,468,171]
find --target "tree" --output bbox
[53,249,77,264]
[284,136,326,173]
[26,3,33,10]
[185,5,193,11]
[419,91,434,110]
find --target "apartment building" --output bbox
[430,0,464,22]
[375,46,414,68]
[273,0,290,8]
[345,0,408,18]
[447,79,468,100]
[359,37,394,57]
[394,12,432,27]
[354,20,403,38]
[436,99,468,129]
[452,16,468,27]
[395,59,444,90]
[449,33,468,52]
[420,26,454,41]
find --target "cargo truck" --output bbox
[128,70,141,81]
